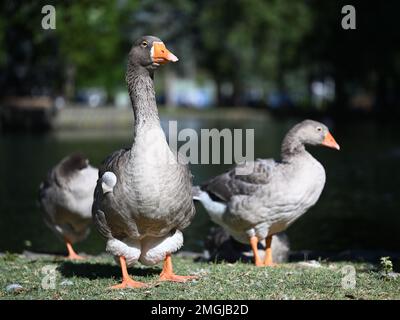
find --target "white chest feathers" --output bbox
[133,126,177,168]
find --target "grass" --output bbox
[1,254,399,300]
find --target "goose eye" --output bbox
[316,127,322,132]
[141,41,148,48]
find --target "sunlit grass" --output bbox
[0,254,399,300]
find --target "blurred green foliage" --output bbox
[55,0,138,92]
[0,0,399,112]
[196,0,311,103]
[0,0,312,97]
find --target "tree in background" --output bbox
[196,0,311,106]
[55,0,138,99]
[1,0,400,115]
[124,0,312,107]
[0,0,137,99]
[0,1,60,97]
[302,0,400,115]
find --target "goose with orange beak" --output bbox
[93,36,197,289]
[193,120,340,267]
[151,41,179,65]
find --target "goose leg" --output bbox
[263,235,276,267]
[111,256,147,289]
[159,254,197,282]
[65,240,84,260]
[250,236,264,267]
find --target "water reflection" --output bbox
[0,118,399,254]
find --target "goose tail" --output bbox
[192,186,226,224]
[101,171,117,195]
[192,186,202,201]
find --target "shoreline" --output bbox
[53,105,271,130]
[2,249,399,266]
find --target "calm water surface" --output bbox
[0,117,399,254]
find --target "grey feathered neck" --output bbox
[280,125,306,162]
[126,64,160,135]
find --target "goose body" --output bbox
[92,36,196,287]
[205,227,290,264]
[194,120,340,266]
[197,156,325,244]
[39,153,98,259]
[95,135,194,265]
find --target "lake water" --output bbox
[1,116,399,255]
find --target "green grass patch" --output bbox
[0,255,399,300]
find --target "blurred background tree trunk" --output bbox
[64,63,76,101]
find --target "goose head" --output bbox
[128,36,178,71]
[293,120,340,150]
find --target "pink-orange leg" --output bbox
[65,241,84,260]
[111,256,147,289]
[250,236,264,267]
[263,235,276,267]
[159,254,198,282]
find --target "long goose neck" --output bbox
[281,129,306,162]
[126,64,160,135]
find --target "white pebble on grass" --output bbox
[6,284,23,293]
[297,260,322,268]
[60,280,73,286]
[384,272,399,279]
[191,268,209,276]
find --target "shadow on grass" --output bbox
[58,262,161,280]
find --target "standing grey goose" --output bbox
[193,120,340,266]
[92,36,196,289]
[39,153,98,260]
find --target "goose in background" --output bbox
[92,36,196,289]
[39,153,98,260]
[204,227,290,264]
[193,120,340,266]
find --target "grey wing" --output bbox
[92,179,113,239]
[38,170,58,227]
[98,147,130,178]
[176,158,196,230]
[202,159,276,202]
[38,170,73,241]
[92,147,130,240]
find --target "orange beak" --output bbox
[151,42,179,64]
[322,132,340,150]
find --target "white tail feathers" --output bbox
[101,171,117,194]
[192,186,202,200]
[193,189,226,224]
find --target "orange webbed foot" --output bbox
[67,252,85,260]
[158,254,198,283]
[254,260,264,267]
[65,241,84,260]
[263,262,277,267]
[110,256,148,289]
[110,278,148,289]
[262,235,276,267]
[159,273,198,283]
